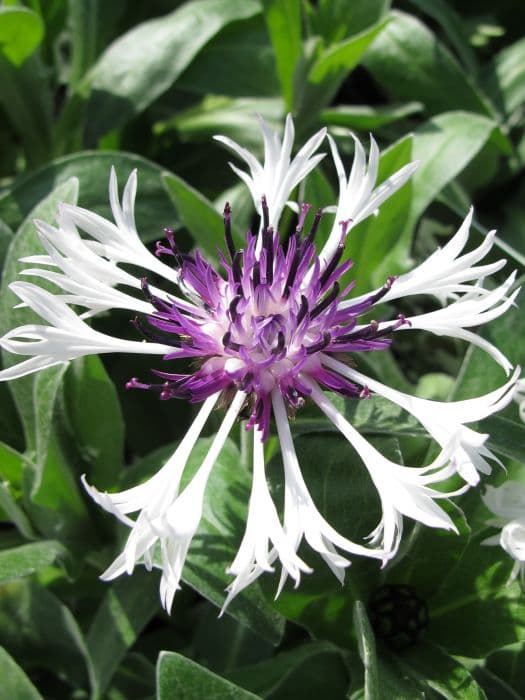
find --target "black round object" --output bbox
[368,584,428,650]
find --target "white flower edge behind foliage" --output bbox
[483,482,525,585]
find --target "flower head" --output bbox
[483,481,525,585]
[0,117,520,611]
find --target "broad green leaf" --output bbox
[157,651,261,700]
[406,0,478,76]
[83,0,262,139]
[0,540,66,584]
[321,102,423,130]
[410,533,525,657]
[0,53,53,167]
[87,569,161,696]
[309,19,388,84]
[472,667,523,700]
[354,601,380,700]
[484,37,525,118]
[0,482,35,538]
[0,579,95,691]
[363,11,493,117]
[262,0,302,111]
[67,0,99,89]
[163,172,243,260]
[307,0,390,43]
[228,641,350,699]
[155,96,283,151]
[64,356,124,489]
[397,642,487,699]
[0,218,13,271]
[178,14,279,98]
[295,19,389,123]
[486,641,525,698]
[0,151,178,240]
[0,7,44,66]
[0,646,44,700]
[410,112,497,227]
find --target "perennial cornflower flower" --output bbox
[0,116,520,612]
[483,481,525,585]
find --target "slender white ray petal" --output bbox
[156,391,246,611]
[305,378,462,557]
[222,428,311,610]
[272,389,384,592]
[57,169,180,286]
[342,210,507,310]
[397,274,519,373]
[214,115,326,230]
[322,355,519,486]
[0,283,174,380]
[319,134,418,264]
[514,379,525,423]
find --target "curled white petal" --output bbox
[483,482,525,584]
[214,114,326,230]
[0,283,174,380]
[305,378,462,558]
[319,133,418,264]
[272,389,384,594]
[222,428,311,611]
[322,355,519,486]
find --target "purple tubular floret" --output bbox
[127,201,400,438]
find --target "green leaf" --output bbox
[0,482,35,539]
[157,651,261,700]
[162,172,243,260]
[309,19,387,84]
[484,36,525,118]
[423,537,525,657]
[227,641,350,699]
[0,540,67,584]
[87,569,161,696]
[0,151,178,240]
[406,0,478,76]
[354,601,380,700]
[410,111,497,227]
[83,0,262,139]
[363,11,493,117]
[321,102,423,130]
[0,646,44,700]
[64,356,124,489]
[486,641,525,698]
[307,0,389,44]
[155,96,283,150]
[0,7,44,66]
[177,14,279,98]
[397,642,487,699]
[0,579,95,691]
[67,0,99,89]
[262,0,302,111]
[0,53,53,167]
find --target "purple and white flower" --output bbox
[0,117,520,611]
